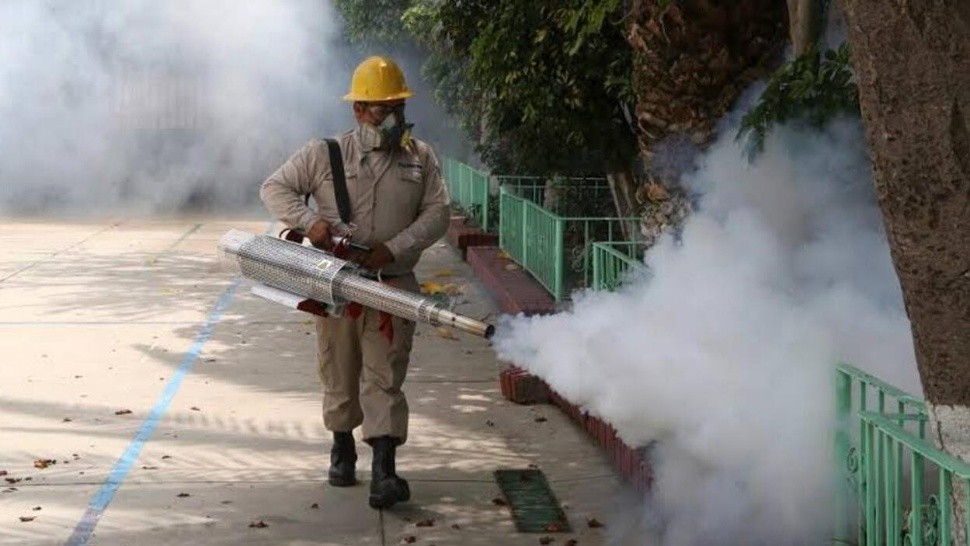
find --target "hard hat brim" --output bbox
[342,89,415,102]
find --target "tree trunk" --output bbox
[606,168,640,241]
[842,0,970,539]
[786,0,821,54]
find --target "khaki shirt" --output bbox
[260,128,451,276]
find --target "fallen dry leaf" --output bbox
[33,459,55,469]
[491,497,508,507]
[504,263,521,271]
[248,520,268,528]
[19,516,35,523]
[2,488,16,493]
[161,455,172,460]
[534,417,548,423]
[420,281,445,294]
[416,518,435,527]
[62,418,73,422]
[190,407,201,411]
[31,506,41,511]
[586,518,604,528]
[142,466,158,470]
[435,328,458,341]
[451,523,461,530]
[310,503,319,509]
[0,471,6,477]
[176,493,190,498]
[402,536,416,544]
[114,409,132,415]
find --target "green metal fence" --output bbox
[835,363,970,545]
[590,241,646,291]
[442,158,491,231]
[498,182,637,301]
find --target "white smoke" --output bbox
[0,1,441,215]
[494,118,920,545]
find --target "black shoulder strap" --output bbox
[324,138,352,224]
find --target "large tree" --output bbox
[841,0,970,534]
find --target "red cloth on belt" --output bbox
[344,302,394,344]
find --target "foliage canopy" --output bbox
[334,0,637,176]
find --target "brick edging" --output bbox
[499,366,652,493]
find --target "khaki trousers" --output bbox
[315,275,418,444]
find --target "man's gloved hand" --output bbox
[306,219,334,251]
[358,242,395,270]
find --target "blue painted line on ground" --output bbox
[66,222,273,546]
[65,278,241,545]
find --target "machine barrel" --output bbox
[219,229,494,339]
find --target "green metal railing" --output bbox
[835,363,970,545]
[499,183,637,301]
[590,241,646,291]
[443,158,491,231]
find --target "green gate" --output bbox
[836,363,970,545]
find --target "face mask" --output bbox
[360,112,414,151]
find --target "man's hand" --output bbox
[306,219,334,250]
[358,242,395,270]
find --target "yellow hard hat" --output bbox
[343,56,415,102]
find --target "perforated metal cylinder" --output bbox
[219,230,494,338]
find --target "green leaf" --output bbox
[737,43,861,161]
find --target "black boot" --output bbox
[368,436,410,509]
[328,431,357,487]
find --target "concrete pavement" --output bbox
[0,219,633,546]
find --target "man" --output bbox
[259,56,450,509]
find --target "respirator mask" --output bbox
[359,104,413,151]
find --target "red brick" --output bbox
[446,216,499,258]
[498,366,549,405]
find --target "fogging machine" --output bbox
[219,229,494,339]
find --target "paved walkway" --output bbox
[0,219,631,546]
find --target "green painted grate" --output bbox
[494,469,571,533]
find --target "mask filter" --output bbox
[360,111,413,151]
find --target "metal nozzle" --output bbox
[434,309,495,339]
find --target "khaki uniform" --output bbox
[260,128,450,443]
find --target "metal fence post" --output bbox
[553,216,564,301]
[835,369,852,543]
